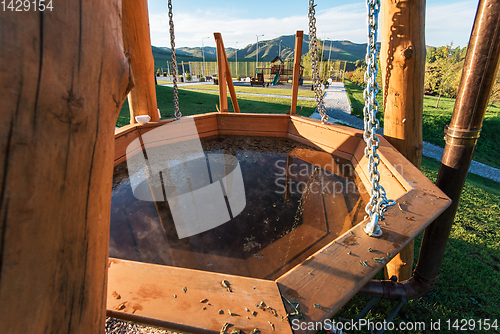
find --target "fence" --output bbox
[156,60,349,81]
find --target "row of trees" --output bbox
[346,44,500,109]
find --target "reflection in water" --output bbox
[110,136,368,280]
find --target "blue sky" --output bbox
[147,0,477,49]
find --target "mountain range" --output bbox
[152,34,371,63]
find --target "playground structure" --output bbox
[1,1,499,334]
[251,56,302,87]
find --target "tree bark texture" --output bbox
[381,0,426,281]
[0,1,133,333]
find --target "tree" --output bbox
[301,38,323,79]
[424,43,467,107]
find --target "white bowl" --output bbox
[135,115,151,124]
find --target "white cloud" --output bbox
[149,4,367,48]
[149,1,477,49]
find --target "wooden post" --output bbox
[290,31,304,115]
[214,33,240,113]
[381,0,425,281]
[216,34,228,112]
[0,2,133,333]
[123,0,160,123]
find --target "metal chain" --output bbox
[363,0,395,237]
[308,0,328,124]
[168,0,181,119]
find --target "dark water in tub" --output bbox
[110,135,368,280]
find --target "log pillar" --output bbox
[0,1,133,333]
[381,0,425,281]
[123,0,160,123]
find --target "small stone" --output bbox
[219,309,224,315]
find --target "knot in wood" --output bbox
[402,46,413,59]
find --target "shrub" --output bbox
[237,75,241,81]
[186,73,192,82]
[199,77,206,82]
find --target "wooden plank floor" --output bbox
[107,259,292,334]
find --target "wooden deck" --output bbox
[108,113,451,333]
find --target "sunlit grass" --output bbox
[179,83,316,98]
[116,85,315,127]
[344,80,500,169]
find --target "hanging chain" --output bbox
[363,0,395,237]
[308,0,328,124]
[168,0,181,119]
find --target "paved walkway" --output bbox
[311,83,500,183]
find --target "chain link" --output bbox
[168,0,181,119]
[308,0,328,124]
[363,0,395,237]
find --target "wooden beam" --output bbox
[214,33,240,113]
[290,31,304,115]
[215,33,228,112]
[0,2,133,333]
[381,0,426,281]
[123,0,160,123]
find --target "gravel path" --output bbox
[310,83,500,183]
[106,318,176,334]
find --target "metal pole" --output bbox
[235,41,238,78]
[279,39,282,58]
[328,39,332,76]
[416,0,500,282]
[359,0,500,300]
[319,33,325,79]
[202,36,209,77]
[256,34,264,74]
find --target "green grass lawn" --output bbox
[179,84,316,98]
[116,85,316,127]
[344,80,500,169]
[333,157,500,333]
[344,80,385,126]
